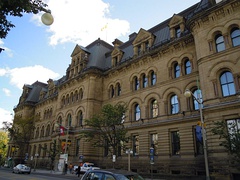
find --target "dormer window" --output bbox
[145,41,149,51]
[175,26,181,38]
[169,14,185,39]
[113,57,118,67]
[138,45,141,55]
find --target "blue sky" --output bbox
[0,0,200,128]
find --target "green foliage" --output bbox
[0,131,9,165]
[0,0,49,39]
[211,120,240,164]
[80,104,128,156]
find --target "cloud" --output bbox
[0,39,13,57]
[2,88,11,96]
[0,108,12,129]
[0,65,60,89]
[33,0,130,46]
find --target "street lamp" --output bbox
[41,11,54,26]
[184,89,210,180]
[126,149,133,171]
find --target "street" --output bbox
[0,167,81,180]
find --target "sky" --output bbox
[0,0,200,128]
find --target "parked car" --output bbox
[81,162,100,173]
[12,164,31,174]
[80,169,145,180]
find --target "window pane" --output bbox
[171,95,179,114]
[151,72,156,85]
[174,64,180,78]
[216,35,225,52]
[171,131,180,155]
[220,71,236,97]
[151,99,158,118]
[185,60,191,75]
[231,28,240,47]
[135,104,141,121]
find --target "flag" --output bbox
[101,23,108,31]
[60,126,65,136]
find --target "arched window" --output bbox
[174,63,180,78]
[35,127,40,139]
[134,77,139,90]
[215,34,225,52]
[78,111,83,126]
[79,89,83,100]
[110,85,114,98]
[40,126,44,137]
[58,116,63,125]
[171,94,179,114]
[193,89,202,110]
[46,125,50,136]
[67,114,72,127]
[117,83,121,96]
[231,27,240,47]
[185,59,191,75]
[142,74,148,88]
[150,71,156,86]
[220,71,236,97]
[134,104,141,121]
[150,99,158,118]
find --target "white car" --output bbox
[12,164,31,174]
[81,162,100,173]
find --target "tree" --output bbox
[80,104,128,157]
[0,131,9,165]
[0,0,49,39]
[211,120,240,165]
[4,116,35,163]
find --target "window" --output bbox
[113,57,118,66]
[117,83,121,96]
[194,123,203,155]
[150,99,158,118]
[215,34,225,52]
[134,77,139,90]
[145,41,149,51]
[193,89,202,110]
[110,85,114,98]
[75,139,80,156]
[174,63,180,78]
[150,71,156,85]
[171,95,179,114]
[133,135,139,156]
[67,114,72,127]
[138,45,141,55]
[142,74,148,88]
[78,111,83,127]
[134,104,141,121]
[175,26,181,38]
[171,131,180,155]
[231,27,240,47]
[150,133,158,155]
[85,172,103,180]
[220,71,236,97]
[185,59,191,75]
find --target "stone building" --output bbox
[8,0,240,179]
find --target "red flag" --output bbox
[60,126,64,136]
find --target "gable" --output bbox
[133,28,155,46]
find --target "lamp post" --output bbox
[126,149,133,171]
[184,89,210,180]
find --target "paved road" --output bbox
[0,166,165,180]
[0,167,82,180]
